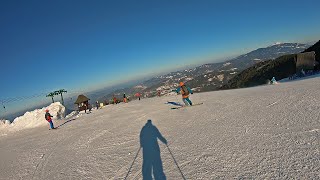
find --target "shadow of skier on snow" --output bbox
[140,119,167,180]
[165,101,183,107]
[56,118,76,128]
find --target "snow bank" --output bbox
[65,110,80,119]
[0,102,65,132]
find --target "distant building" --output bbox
[295,51,316,72]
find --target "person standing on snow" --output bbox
[175,82,193,106]
[113,95,117,104]
[123,93,127,103]
[45,109,55,129]
[271,77,277,84]
[135,93,141,100]
[96,101,99,109]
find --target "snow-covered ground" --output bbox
[0,77,319,179]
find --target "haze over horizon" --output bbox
[1,0,320,118]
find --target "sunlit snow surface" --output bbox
[0,77,319,179]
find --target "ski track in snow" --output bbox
[1,77,320,179]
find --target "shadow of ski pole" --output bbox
[166,144,187,180]
[124,147,141,180]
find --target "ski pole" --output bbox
[166,144,187,180]
[124,146,141,180]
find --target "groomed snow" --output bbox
[0,78,319,179]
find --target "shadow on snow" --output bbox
[140,119,167,180]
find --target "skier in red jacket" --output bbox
[45,109,55,129]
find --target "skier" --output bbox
[88,103,92,112]
[271,77,277,84]
[140,120,167,180]
[301,69,306,77]
[96,101,99,109]
[45,109,55,129]
[123,93,127,103]
[113,95,117,104]
[135,93,141,100]
[83,103,87,113]
[175,82,193,106]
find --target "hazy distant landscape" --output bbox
[93,42,312,103]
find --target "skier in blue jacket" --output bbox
[175,82,193,106]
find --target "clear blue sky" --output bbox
[1,0,320,117]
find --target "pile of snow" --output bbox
[0,102,65,132]
[65,110,80,119]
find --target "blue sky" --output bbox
[1,0,320,117]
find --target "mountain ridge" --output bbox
[221,40,320,90]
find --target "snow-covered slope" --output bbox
[0,78,319,179]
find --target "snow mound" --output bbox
[1,102,65,132]
[65,110,80,119]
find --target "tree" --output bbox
[46,92,56,103]
[54,89,67,105]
